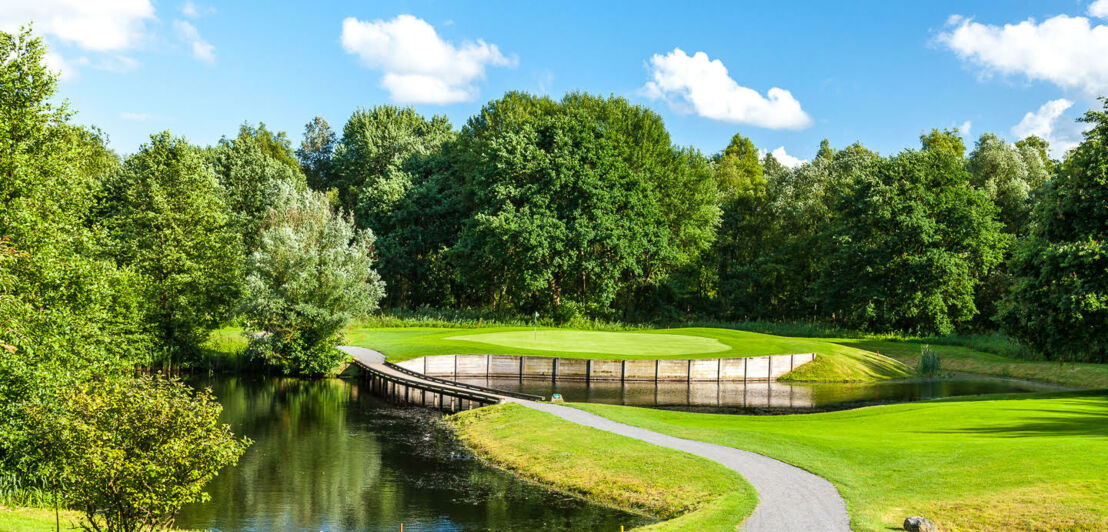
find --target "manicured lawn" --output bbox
[450,403,757,531]
[836,339,1108,389]
[345,326,910,382]
[570,392,1108,531]
[0,507,78,532]
[444,329,730,356]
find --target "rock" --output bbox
[903,516,937,532]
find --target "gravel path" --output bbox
[516,400,851,532]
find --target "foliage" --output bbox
[817,148,1006,335]
[917,345,941,377]
[331,106,453,227]
[27,377,249,532]
[296,116,337,192]
[98,132,244,359]
[239,183,385,375]
[1000,100,1108,362]
[919,127,966,158]
[210,122,308,250]
[450,92,719,316]
[0,27,150,487]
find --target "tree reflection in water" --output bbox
[176,376,650,531]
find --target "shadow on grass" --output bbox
[929,397,1108,439]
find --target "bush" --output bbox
[918,345,942,378]
[28,377,250,532]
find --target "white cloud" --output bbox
[0,0,154,52]
[767,146,806,168]
[938,13,1108,95]
[960,120,973,139]
[174,20,214,63]
[1090,0,1108,19]
[341,14,515,104]
[1011,99,1085,158]
[120,111,153,121]
[182,1,199,18]
[642,48,812,130]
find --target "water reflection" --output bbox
[456,375,1063,413]
[176,376,652,531]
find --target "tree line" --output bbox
[296,95,1105,364]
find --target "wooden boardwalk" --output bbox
[339,346,544,411]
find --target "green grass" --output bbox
[836,339,1108,389]
[450,403,757,531]
[444,330,730,356]
[346,326,909,382]
[0,507,79,532]
[569,392,1108,531]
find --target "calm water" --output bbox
[175,376,653,532]
[456,375,1064,413]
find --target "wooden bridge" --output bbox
[339,346,544,411]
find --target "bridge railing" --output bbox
[382,361,546,402]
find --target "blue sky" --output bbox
[4,0,1106,163]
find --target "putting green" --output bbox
[444,330,730,356]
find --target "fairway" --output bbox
[444,330,730,356]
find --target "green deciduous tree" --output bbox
[99,132,243,358]
[211,123,308,250]
[296,116,337,192]
[1000,101,1108,362]
[818,149,1006,334]
[29,377,249,532]
[0,27,150,484]
[240,184,385,375]
[331,106,453,234]
[450,92,718,317]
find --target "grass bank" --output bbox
[836,339,1108,389]
[450,403,756,531]
[0,506,79,532]
[347,326,909,382]
[570,392,1108,531]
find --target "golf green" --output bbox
[444,330,730,356]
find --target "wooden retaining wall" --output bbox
[393,353,816,382]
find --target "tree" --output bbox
[296,116,338,192]
[714,132,764,199]
[211,123,308,250]
[240,183,385,375]
[1000,101,1108,362]
[0,27,150,486]
[818,148,1006,334]
[331,106,453,233]
[99,132,243,358]
[30,377,249,532]
[449,92,718,317]
[967,133,1044,233]
[920,127,966,158]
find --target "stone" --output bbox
[903,516,937,532]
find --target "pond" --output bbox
[175,376,653,532]
[456,374,1065,413]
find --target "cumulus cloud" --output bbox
[174,20,214,63]
[341,14,515,104]
[766,146,806,169]
[1011,99,1085,158]
[960,120,973,139]
[43,51,78,81]
[0,0,153,52]
[1090,0,1108,19]
[938,13,1108,95]
[642,48,812,130]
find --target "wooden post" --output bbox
[687,359,692,383]
[552,358,558,383]
[654,359,659,382]
[717,358,722,383]
[586,359,592,385]
[743,357,748,383]
[621,360,626,383]
[768,356,773,381]
[486,354,491,379]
